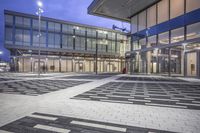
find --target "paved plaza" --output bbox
[0,73,200,133]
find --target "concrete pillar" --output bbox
[168,48,171,77]
[146,51,151,74]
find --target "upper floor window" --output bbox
[170,0,184,19]
[5,15,13,25]
[75,26,85,36]
[187,22,200,40]
[171,27,184,43]
[147,5,156,27]
[62,24,74,34]
[158,31,169,45]
[158,0,169,24]
[87,28,96,38]
[138,10,146,31]
[131,15,137,34]
[33,19,46,30]
[186,0,200,13]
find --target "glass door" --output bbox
[187,52,197,76]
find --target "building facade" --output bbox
[4,10,130,73]
[89,0,200,77]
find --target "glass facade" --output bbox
[4,11,128,73]
[5,14,127,53]
[129,0,200,77]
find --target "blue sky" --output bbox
[0,0,130,61]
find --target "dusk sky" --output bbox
[0,0,130,61]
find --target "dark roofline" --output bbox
[88,0,130,22]
[4,10,127,34]
[128,0,161,19]
[88,0,161,21]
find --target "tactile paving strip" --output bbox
[72,82,200,110]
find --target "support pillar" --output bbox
[168,48,171,77]
[130,57,133,74]
[197,51,200,78]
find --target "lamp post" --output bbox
[36,1,43,77]
[0,51,3,62]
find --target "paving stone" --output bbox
[0,112,174,133]
[72,82,200,110]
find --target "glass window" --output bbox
[33,19,38,29]
[41,21,47,30]
[80,37,86,50]
[5,27,13,44]
[131,15,138,34]
[170,0,184,19]
[147,5,156,27]
[55,23,61,32]
[87,38,92,51]
[148,35,157,47]
[97,30,107,39]
[132,41,139,50]
[116,42,120,53]
[62,24,74,34]
[15,16,23,26]
[112,33,116,40]
[171,27,184,43]
[112,41,116,53]
[158,31,169,45]
[139,38,146,49]
[186,0,200,13]
[23,30,30,46]
[62,35,68,48]
[48,22,55,31]
[138,10,146,31]
[92,38,96,51]
[75,26,85,36]
[5,15,13,25]
[87,28,96,38]
[107,40,112,52]
[33,31,46,47]
[187,22,200,40]
[68,36,73,49]
[15,29,23,45]
[158,0,169,24]
[55,34,60,48]
[75,37,85,50]
[87,38,96,51]
[75,37,80,50]
[117,34,123,41]
[40,32,46,47]
[33,31,39,46]
[108,32,115,40]
[48,33,54,48]
[23,18,30,27]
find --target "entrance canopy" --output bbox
[88,0,160,22]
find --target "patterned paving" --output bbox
[0,80,90,96]
[0,112,174,133]
[62,75,112,79]
[117,76,187,82]
[72,82,200,110]
[0,78,17,82]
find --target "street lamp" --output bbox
[36,1,43,77]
